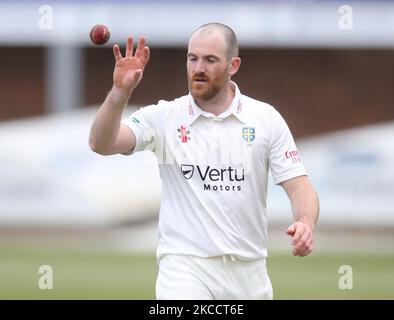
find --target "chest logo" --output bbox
[242,127,255,143]
[177,125,191,143]
[181,164,194,179]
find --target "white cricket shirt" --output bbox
[121,82,307,260]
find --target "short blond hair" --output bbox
[191,22,239,61]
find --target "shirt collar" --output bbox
[186,81,247,126]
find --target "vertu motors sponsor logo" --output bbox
[181,164,194,179]
[180,164,244,191]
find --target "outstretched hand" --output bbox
[112,36,150,92]
[286,221,314,257]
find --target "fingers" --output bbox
[287,222,314,257]
[113,44,122,61]
[293,230,313,256]
[114,36,149,63]
[135,37,150,67]
[125,36,134,58]
[138,36,146,51]
[134,36,146,58]
[291,224,305,246]
[286,224,295,236]
[143,46,150,64]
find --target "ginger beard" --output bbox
[188,67,229,101]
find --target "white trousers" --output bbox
[156,254,273,300]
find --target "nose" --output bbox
[194,60,206,74]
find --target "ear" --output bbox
[228,57,241,76]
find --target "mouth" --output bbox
[193,78,208,83]
[192,74,209,83]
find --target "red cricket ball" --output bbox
[89,24,110,45]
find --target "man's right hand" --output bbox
[112,36,150,94]
[89,36,148,155]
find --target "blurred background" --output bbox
[0,0,393,299]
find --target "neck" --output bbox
[194,82,235,116]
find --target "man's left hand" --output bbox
[286,222,314,257]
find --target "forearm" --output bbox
[290,182,319,231]
[89,87,131,154]
[283,176,319,256]
[282,176,319,231]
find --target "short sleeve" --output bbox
[269,109,307,185]
[121,105,157,155]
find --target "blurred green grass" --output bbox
[0,248,393,299]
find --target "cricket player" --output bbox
[89,23,319,300]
